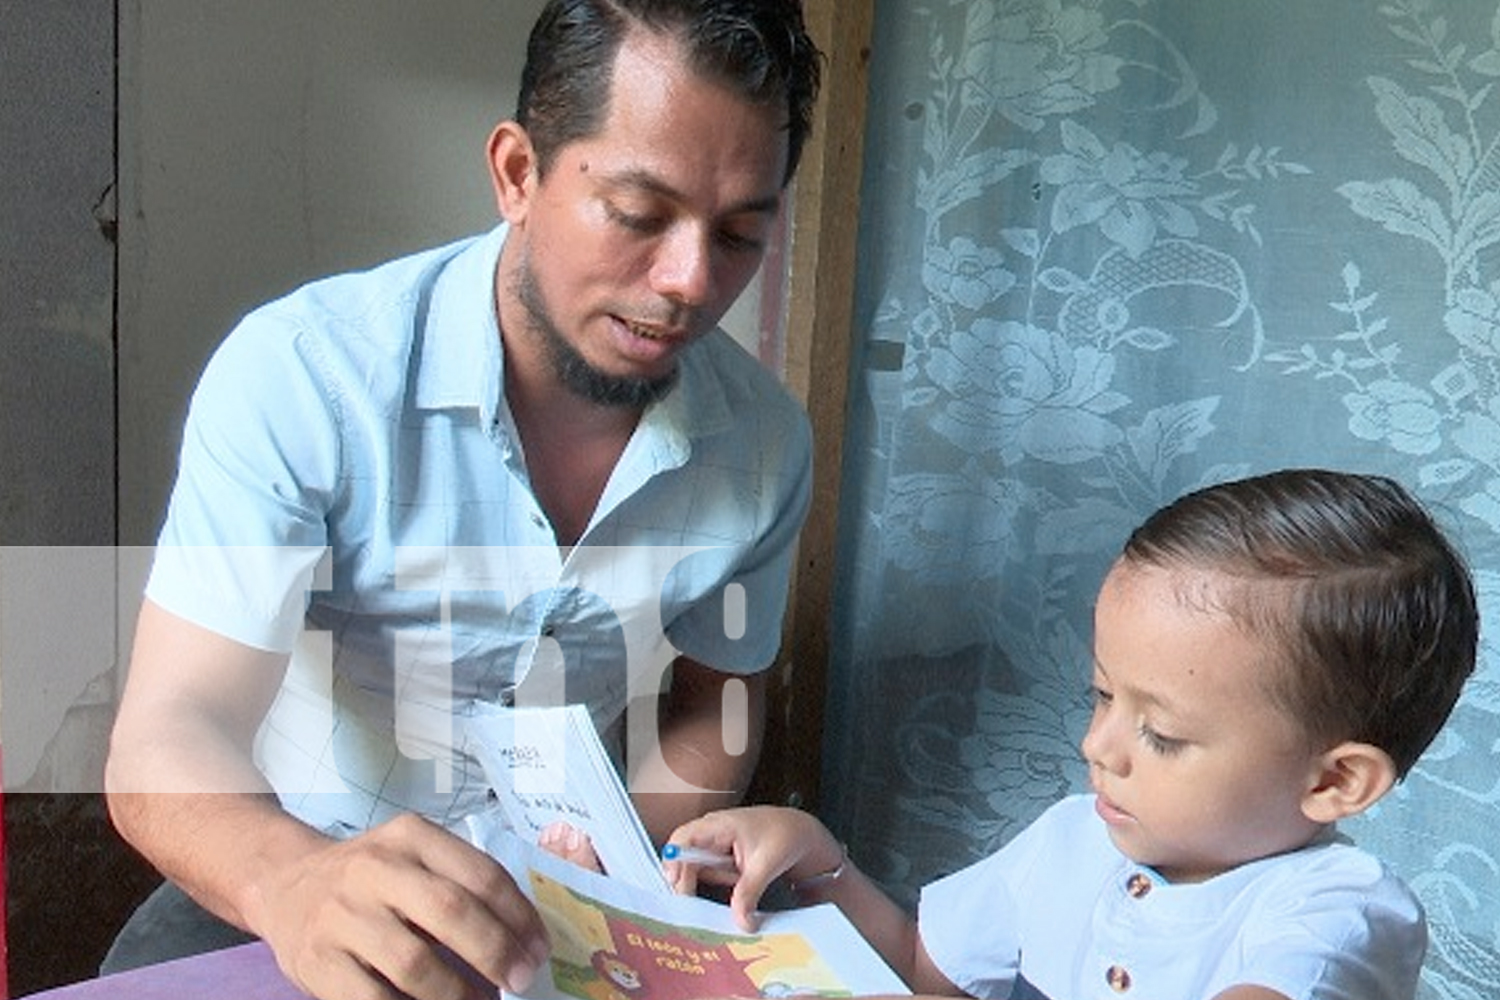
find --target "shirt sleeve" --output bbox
[919,853,1023,999]
[146,311,339,652]
[666,400,813,674]
[917,801,1081,999]
[917,796,1119,1000]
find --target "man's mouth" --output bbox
[624,318,676,342]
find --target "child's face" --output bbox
[1081,559,1329,883]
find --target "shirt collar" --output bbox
[412,224,507,426]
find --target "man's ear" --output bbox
[1302,741,1398,824]
[487,120,536,224]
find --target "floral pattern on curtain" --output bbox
[825,2,1500,996]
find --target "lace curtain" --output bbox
[823,2,1500,995]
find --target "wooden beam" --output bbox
[752,0,873,814]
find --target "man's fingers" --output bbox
[385,816,551,991]
[275,913,456,1000]
[350,916,493,1000]
[283,815,545,998]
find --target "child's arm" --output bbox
[664,806,963,995]
[1212,987,1289,1000]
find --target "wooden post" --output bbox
[752,0,874,814]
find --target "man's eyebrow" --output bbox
[601,168,782,217]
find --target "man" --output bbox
[103,3,823,998]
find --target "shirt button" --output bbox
[1106,965,1132,993]
[540,624,556,638]
[530,512,547,529]
[1125,872,1153,898]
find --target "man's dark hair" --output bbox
[518,0,822,186]
[1121,468,1478,778]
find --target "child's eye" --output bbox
[1088,684,1113,709]
[1138,724,1186,756]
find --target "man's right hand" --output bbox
[105,601,550,1000]
[249,813,550,1000]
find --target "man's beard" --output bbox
[515,259,679,409]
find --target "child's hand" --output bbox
[663,806,843,932]
[537,821,604,873]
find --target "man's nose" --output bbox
[651,226,714,306]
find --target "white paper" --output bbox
[465,703,669,893]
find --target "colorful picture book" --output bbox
[465,702,909,999]
[468,826,911,1000]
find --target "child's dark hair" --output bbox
[1121,469,1478,778]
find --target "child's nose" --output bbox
[1081,711,1129,777]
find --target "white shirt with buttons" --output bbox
[918,794,1425,1000]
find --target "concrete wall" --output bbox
[0,0,117,785]
[0,3,116,551]
[1,3,129,990]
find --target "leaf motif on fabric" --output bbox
[1337,178,1453,252]
[1368,76,1473,198]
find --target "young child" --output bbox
[665,469,1478,1000]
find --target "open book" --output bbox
[463,704,909,998]
[469,823,912,1000]
[55,704,906,1000]
[465,703,669,893]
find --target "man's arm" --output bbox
[105,599,549,1000]
[628,655,767,843]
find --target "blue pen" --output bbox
[660,843,737,868]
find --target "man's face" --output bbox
[501,30,789,405]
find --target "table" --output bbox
[25,943,305,999]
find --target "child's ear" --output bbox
[1302,741,1398,824]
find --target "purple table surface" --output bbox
[25,943,307,999]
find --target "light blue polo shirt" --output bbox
[146,225,812,832]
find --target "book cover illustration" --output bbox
[473,828,909,1000]
[531,868,864,1000]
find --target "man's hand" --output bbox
[105,601,550,1000]
[250,814,550,1000]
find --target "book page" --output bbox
[475,828,911,1000]
[466,703,669,893]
